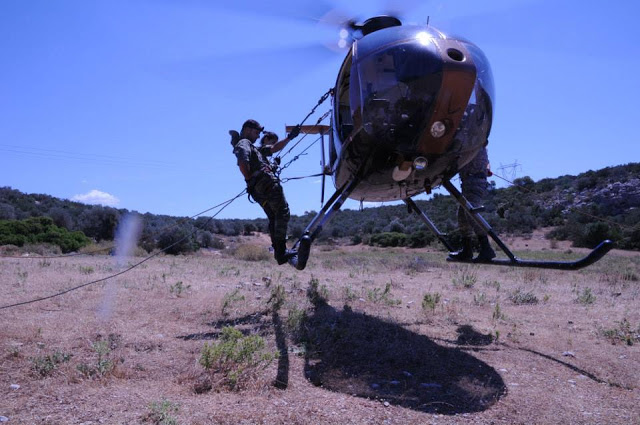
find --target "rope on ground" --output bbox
[0,189,246,311]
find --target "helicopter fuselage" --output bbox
[329,23,495,202]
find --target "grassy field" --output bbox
[1,235,639,424]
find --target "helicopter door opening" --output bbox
[331,53,354,167]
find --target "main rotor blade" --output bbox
[166,0,335,24]
[156,43,342,98]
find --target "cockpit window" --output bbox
[356,43,442,151]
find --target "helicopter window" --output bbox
[357,44,443,149]
[336,54,354,142]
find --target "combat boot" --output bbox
[273,240,297,265]
[448,238,473,261]
[475,235,496,262]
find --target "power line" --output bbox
[0,144,175,169]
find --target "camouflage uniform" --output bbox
[449,146,496,262]
[233,139,290,244]
[457,146,490,238]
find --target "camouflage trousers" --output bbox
[457,148,490,238]
[248,173,290,244]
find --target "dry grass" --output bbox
[1,235,639,424]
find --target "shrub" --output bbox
[199,327,277,390]
[306,276,329,306]
[574,222,621,249]
[576,287,596,305]
[232,244,271,261]
[509,288,539,305]
[408,229,435,248]
[77,340,114,378]
[157,227,198,255]
[601,319,639,346]
[146,400,179,425]
[221,289,245,317]
[31,351,72,377]
[0,217,90,253]
[452,267,477,288]
[368,232,408,247]
[366,282,401,306]
[421,292,441,312]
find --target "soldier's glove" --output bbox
[287,125,301,140]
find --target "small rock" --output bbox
[10,384,20,390]
[389,380,400,386]
[568,379,576,385]
[371,383,380,389]
[0,417,8,423]
[402,371,412,378]
[563,351,576,357]
[499,368,508,372]
[383,401,390,407]
[253,282,262,287]
[358,298,365,302]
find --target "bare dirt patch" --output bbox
[1,237,639,424]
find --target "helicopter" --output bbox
[276,15,613,271]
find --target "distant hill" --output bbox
[1,162,638,252]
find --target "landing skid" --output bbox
[289,177,612,271]
[289,178,361,270]
[407,180,613,270]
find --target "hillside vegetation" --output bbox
[1,163,638,253]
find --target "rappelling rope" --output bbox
[276,89,332,162]
[276,110,332,180]
[0,190,246,310]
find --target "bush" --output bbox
[199,327,277,390]
[408,229,435,248]
[232,244,271,261]
[0,217,90,253]
[573,222,621,248]
[369,232,408,247]
[157,227,198,255]
[509,288,539,305]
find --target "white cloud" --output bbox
[71,189,120,207]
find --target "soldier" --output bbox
[231,119,300,265]
[448,146,496,262]
[259,131,282,174]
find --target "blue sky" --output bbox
[1,0,639,219]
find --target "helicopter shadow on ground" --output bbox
[295,300,507,415]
